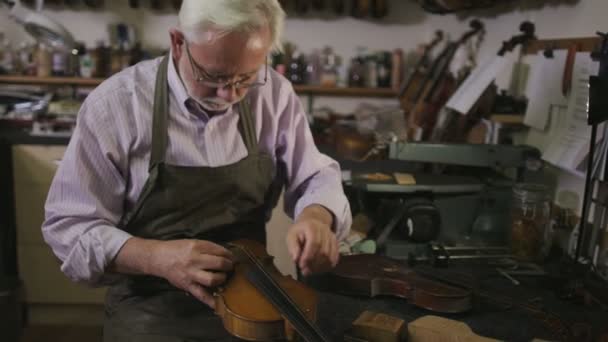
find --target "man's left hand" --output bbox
[286,205,339,276]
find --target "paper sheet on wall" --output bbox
[445,55,509,115]
[542,52,600,177]
[523,51,569,130]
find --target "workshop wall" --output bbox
[1,0,603,214]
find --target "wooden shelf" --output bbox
[0,75,104,87]
[0,76,397,98]
[293,85,397,98]
[490,114,525,125]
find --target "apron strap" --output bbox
[149,55,170,171]
[237,99,258,153]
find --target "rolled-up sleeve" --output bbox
[42,96,132,286]
[277,86,352,241]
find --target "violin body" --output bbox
[214,240,321,341]
[326,254,472,314]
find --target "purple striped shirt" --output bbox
[42,54,351,285]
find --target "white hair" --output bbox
[178,0,285,52]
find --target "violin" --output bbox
[371,0,389,19]
[312,0,324,11]
[324,254,473,314]
[433,21,536,143]
[398,30,444,112]
[332,0,345,14]
[214,239,331,341]
[404,20,484,141]
[351,0,371,18]
[294,0,309,14]
[171,0,182,10]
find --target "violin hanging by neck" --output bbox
[402,20,485,142]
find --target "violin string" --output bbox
[242,246,330,342]
[246,268,328,342]
[234,244,330,341]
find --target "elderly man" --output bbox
[42,0,351,340]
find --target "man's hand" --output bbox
[151,240,234,308]
[286,205,339,276]
[111,238,234,309]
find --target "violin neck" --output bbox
[237,245,332,342]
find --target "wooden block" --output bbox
[358,173,393,182]
[408,316,499,342]
[350,311,406,342]
[393,173,416,185]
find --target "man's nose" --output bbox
[215,84,238,102]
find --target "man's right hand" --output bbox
[151,239,234,308]
[111,237,234,309]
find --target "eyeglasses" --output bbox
[184,41,268,90]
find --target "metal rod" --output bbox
[576,124,598,261]
[497,268,520,285]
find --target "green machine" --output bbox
[343,142,542,260]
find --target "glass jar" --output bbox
[510,183,553,262]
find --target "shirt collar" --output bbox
[167,50,208,119]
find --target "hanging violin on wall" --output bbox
[294,0,309,14]
[371,0,389,19]
[351,0,371,18]
[311,0,324,11]
[433,21,536,143]
[150,0,163,10]
[332,0,345,14]
[403,20,484,141]
[398,30,444,112]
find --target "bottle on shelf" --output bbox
[391,48,404,90]
[80,46,94,78]
[35,43,52,77]
[365,53,378,88]
[52,48,68,77]
[305,48,321,85]
[0,32,15,75]
[348,56,366,87]
[376,51,392,88]
[320,46,339,87]
[16,42,36,76]
[287,50,307,85]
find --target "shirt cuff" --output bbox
[294,191,352,242]
[60,225,133,286]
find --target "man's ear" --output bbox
[169,28,185,61]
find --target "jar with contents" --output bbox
[0,32,15,74]
[348,56,366,87]
[52,49,68,76]
[36,43,52,77]
[320,46,339,87]
[510,183,553,262]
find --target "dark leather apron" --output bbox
[103,56,281,341]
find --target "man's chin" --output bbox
[194,101,230,113]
